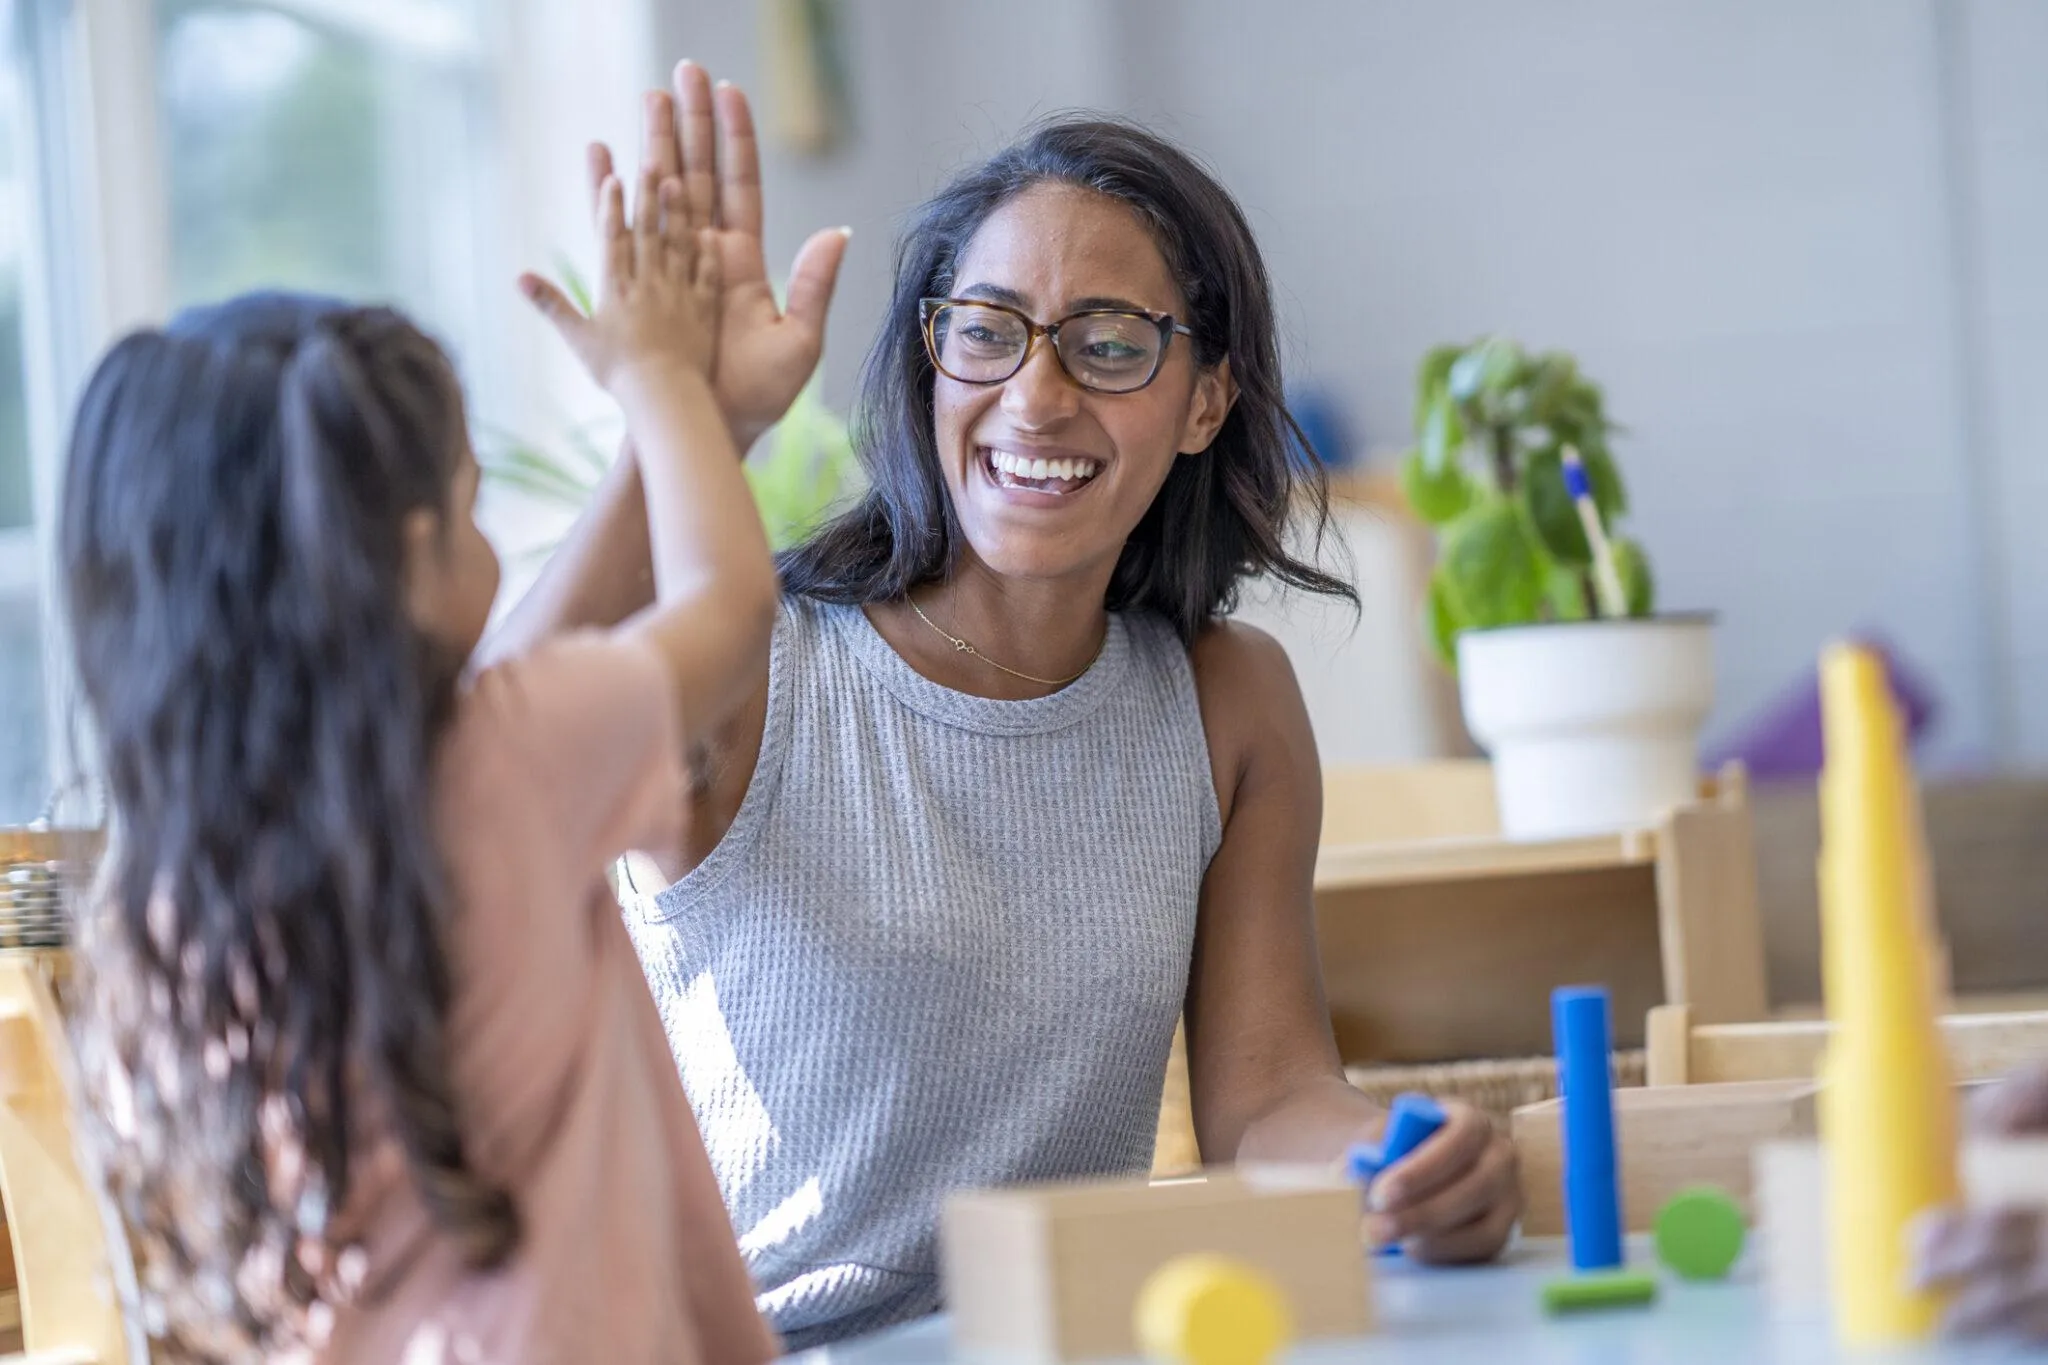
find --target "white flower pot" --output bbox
[1456,614,1716,841]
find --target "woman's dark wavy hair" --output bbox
[779,115,1355,639]
[60,293,516,1359]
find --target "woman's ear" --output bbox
[1178,358,1238,455]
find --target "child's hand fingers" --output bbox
[1917,1206,2045,1286]
[1970,1064,2048,1135]
[598,175,631,294]
[1365,1101,1492,1215]
[518,273,594,367]
[634,164,664,277]
[1944,1256,2048,1339]
[587,142,616,226]
[658,178,691,271]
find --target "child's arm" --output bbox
[518,167,778,746]
[475,444,652,672]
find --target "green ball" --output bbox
[1654,1186,1746,1280]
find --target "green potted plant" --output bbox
[1400,335,1714,840]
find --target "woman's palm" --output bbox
[599,64,849,445]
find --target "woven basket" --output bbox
[1347,1050,1647,1130]
[0,827,99,951]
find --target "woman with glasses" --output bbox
[501,64,1523,1350]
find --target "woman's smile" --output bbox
[976,442,1106,501]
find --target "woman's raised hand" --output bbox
[590,61,850,449]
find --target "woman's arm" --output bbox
[1185,622,1522,1264]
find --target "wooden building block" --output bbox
[1513,1079,1818,1236]
[1755,1139,2048,1312]
[939,1173,1372,1362]
[1646,1005,2048,1087]
[1314,768,1766,1065]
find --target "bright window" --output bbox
[154,0,499,392]
[0,33,44,824]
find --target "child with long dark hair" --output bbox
[60,163,779,1363]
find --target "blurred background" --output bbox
[1,0,2044,822]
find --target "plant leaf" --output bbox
[1401,447,1474,524]
[1544,557,1593,621]
[1521,443,1627,564]
[1420,387,1466,474]
[1522,447,1590,565]
[555,254,595,316]
[1611,535,1655,616]
[1414,343,1464,435]
[1426,568,1464,669]
[1439,496,1544,629]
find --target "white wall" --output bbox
[650,0,2048,771]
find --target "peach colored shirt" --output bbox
[320,634,778,1365]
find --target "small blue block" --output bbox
[1378,1092,1447,1169]
[1348,1092,1450,1258]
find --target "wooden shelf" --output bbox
[1313,827,1659,891]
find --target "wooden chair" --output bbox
[0,951,129,1365]
[0,825,128,1365]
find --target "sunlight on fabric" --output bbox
[673,969,780,1197]
[738,1174,824,1259]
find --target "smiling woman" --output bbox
[504,72,1526,1352]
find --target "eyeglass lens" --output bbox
[929,303,1162,393]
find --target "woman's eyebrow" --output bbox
[1065,294,1155,313]
[954,283,1161,315]
[955,282,1030,308]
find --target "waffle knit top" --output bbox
[622,596,1221,1349]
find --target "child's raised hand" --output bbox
[520,166,719,392]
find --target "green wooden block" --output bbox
[1539,1269,1659,1314]
[1654,1186,1746,1281]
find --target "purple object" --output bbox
[1703,633,1938,781]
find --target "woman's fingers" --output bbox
[1366,1102,1492,1215]
[715,80,764,239]
[694,226,721,295]
[1369,1128,1519,1245]
[1409,1193,1521,1266]
[674,60,719,232]
[783,226,852,334]
[642,88,683,182]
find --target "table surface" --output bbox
[796,1236,2038,1363]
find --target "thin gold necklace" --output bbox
[906,595,1104,688]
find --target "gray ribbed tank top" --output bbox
[622,595,1221,1349]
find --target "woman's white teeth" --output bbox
[989,449,1099,485]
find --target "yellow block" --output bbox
[1134,1254,1293,1365]
[1816,643,1961,1345]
